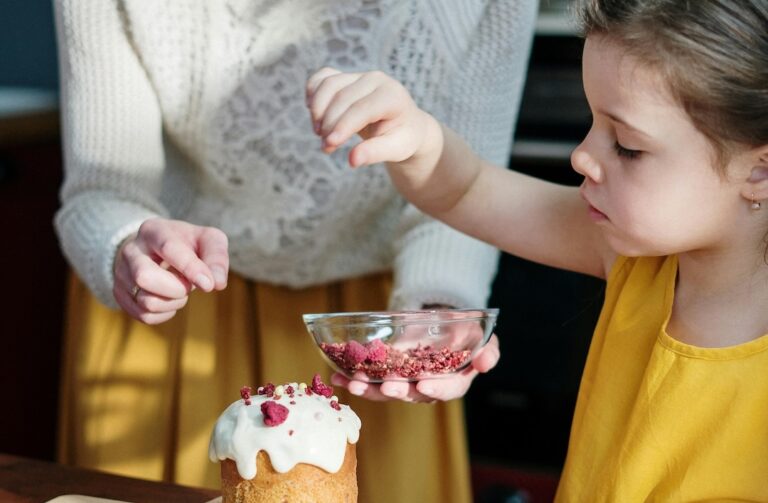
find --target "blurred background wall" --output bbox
[0,0,65,464]
[0,0,58,89]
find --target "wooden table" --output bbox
[0,454,220,503]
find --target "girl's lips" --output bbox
[588,204,608,221]
[580,189,608,221]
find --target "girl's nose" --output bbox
[571,142,602,183]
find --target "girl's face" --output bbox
[571,36,748,257]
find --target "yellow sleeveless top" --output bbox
[556,256,768,502]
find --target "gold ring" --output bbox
[130,284,141,300]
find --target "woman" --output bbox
[53,1,536,501]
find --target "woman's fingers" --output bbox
[136,219,228,292]
[113,218,232,325]
[113,284,180,325]
[118,243,192,299]
[145,237,215,292]
[196,226,229,289]
[114,242,191,325]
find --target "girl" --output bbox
[307,0,768,499]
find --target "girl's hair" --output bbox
[576,0,768,171]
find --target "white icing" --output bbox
[209,382,361,480]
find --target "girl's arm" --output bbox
[308,70,613,279]
[413,123,613,279]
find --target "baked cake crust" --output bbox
[221,443,358,503]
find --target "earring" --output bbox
[751,193,762,210]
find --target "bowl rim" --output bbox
[302,307,499,327]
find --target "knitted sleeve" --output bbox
[53,0,169,308]
[389,0,538,310]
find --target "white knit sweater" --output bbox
[53,0,537,310]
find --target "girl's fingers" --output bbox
[325,88,417,155]
[196,227,229,289]
[306,67,343,101]
[416,368,477,401]
[317,72,384,139]
[334,371,384,399]
[308,72,364,134]
[379,380,415,400]
[472,334,501,373]
[331,373,435,403]
[348,128,418,167]
[415,335,500,400]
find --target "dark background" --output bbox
[0,0,59,89]
[0,0,65,464]
[0,2,604,502]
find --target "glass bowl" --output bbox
[303,308,499,382]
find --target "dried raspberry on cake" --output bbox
[311,373,334,398]
[260,401,289,426]
[257,382,275,397]
[240,386,252,405]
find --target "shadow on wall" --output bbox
[0,0,58,89]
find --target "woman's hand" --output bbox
[306,67,443,176]
[330,334,500,403]
[113,217,229,324]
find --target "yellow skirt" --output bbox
[58,272,472,503]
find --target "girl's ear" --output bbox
[742,146,768,202]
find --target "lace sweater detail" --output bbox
[53,0,537,309]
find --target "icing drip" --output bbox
[209,382,361,479]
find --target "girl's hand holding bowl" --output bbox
[303,309,500,403]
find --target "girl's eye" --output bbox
[614,141,641,160]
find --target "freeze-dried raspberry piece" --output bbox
[343,340,368,367]
[261,401,289,426]
[311,373,334,398]
[366,339,388,363]
[258,383,275,397]
[240,386,252,406]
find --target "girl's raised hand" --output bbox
[113,217,229,324]
[306,67,442,171]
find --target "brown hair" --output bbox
[576,0,768,171]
